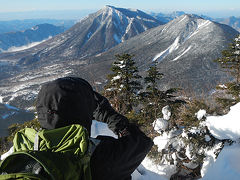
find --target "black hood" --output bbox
[36,77,96,133]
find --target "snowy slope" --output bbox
[84,14,239,93]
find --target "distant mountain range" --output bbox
[0,24,64,52]
[151,11,240,32]
[151,11,186,23]
[0,103,34,137]
[0,19,76,34]
[215,16,240,32]
[14,5,163,65]
[0,6,239,111]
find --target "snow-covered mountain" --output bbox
[13,5,163,65]
[82,14,239,93]
[0,24,64,53]
[0,13,239,110]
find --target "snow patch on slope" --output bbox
[153,36,180,61]
[172,46,192,61]
[187,20,212,40]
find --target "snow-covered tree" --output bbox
[104,54,142,114]
[152,105,223,179]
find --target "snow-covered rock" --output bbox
[162,105,171,120]
[196,109,207,120]
[205,103,240,140]
[154,118,169,132]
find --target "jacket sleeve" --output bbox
[90,124,153,180]
[93,91,129,135]
[91,92,153,180]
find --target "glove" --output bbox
[93,91,129,135]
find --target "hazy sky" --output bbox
[0,0,239,19]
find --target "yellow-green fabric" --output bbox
[0,124,91,180]
[0,173,43,180]
[13,124,88,155]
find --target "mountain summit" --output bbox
[82,14,239,92]
[18,6,163,65]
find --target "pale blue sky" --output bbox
[0,0,239,19]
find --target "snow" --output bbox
[112,75,121,81]
[205,135,211,142]
[0,63,73,106]
[187,20,211,39]
[153,36,180,62]
[150,103,240,179]
[234,50,240,55]
[154,118,169,132]
[162,105,171,120]
[202,144,240,180]
[172,46,192,61]
[153,132,172,151]
[205,103,240,140]
[178,15,187,23]
[196,109,207,120]
[218,84,227,89]
[200,142,223,177]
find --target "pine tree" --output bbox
[215,35,240,108]
[140,61,178,123]
[104,54,142,115]
[216,35,240,82]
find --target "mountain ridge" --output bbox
[0,12,239,110]
[14,5,163,66]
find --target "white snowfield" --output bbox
[92,102,240,180]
